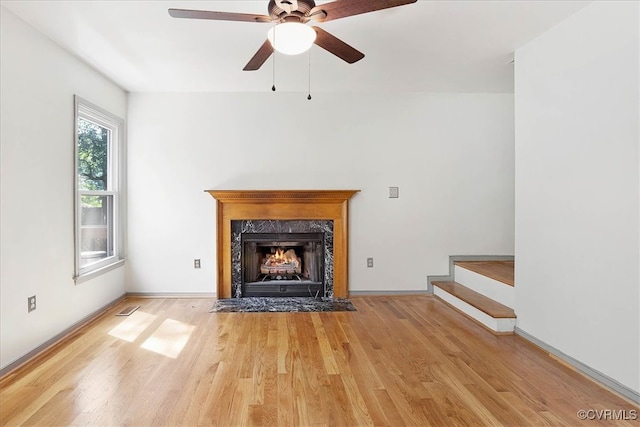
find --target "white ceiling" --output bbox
[1,0,590,93]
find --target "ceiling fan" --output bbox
[168,0,417,71]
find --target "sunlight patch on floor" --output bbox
[108,311,157,342]
[140,318,195,359]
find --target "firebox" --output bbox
[231,219,334,298]
[241,232,324,297]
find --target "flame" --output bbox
[265,248,298,266]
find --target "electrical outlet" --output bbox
[28,295,36,313]
[194,259,201,269]
[367,258,374,268]
[389,187,399,198]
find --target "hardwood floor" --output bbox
[1,296,636,426]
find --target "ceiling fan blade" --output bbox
[312,27,364,64]
[168,8,272,23]
[243,40,275,71]
[309,0,417,23]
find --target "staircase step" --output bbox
[453,264,515,308]
[432,281,516,334]
[432,281,515,318]
[454,261,514,286]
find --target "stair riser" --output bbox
[454,265,515,308]
[434,287,516,333]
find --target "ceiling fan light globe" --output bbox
[267,23,316,55]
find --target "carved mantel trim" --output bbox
[206,190,360,299]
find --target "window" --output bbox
[74,96,125,282]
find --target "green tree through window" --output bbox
[77,118,109,192]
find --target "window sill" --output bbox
[75,258,126,285]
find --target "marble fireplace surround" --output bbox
[207,190,360,299]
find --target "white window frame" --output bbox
[74,96,126,283]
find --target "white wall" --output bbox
[515,1,639,395]
[126,91,515,294]
[0,8,127,370]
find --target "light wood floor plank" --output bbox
[1,295,637,426]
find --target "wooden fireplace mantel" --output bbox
[206,190,360,299]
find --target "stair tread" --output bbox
[454,260,514,286]
[432,281,516,318]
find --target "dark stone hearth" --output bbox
[210,297,356,313]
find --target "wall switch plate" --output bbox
[367,258,374,268]
[28,295,36,312]
[389,187,399,198]
[194,259,201,269]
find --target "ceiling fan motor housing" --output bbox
[269,0,316,20]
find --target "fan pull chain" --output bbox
[272,24,276,92]
[307,48,312,100]
[272,52,276,92]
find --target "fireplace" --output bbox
[206,190,359,299]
